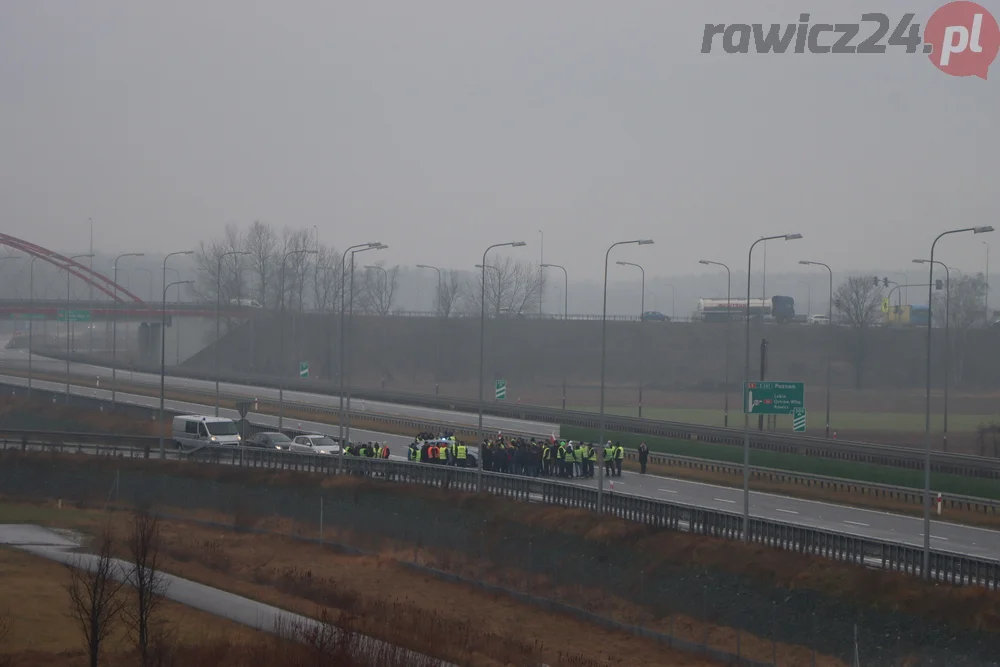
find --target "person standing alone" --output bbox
[638,442,649,474]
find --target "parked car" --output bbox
[640,311,669,322]
[245,432,293,450]
[807,314,830,325]
[291,434,341,454]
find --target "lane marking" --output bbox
[658,488,678,494]
[920,534,950,541]
[714,498,736,504]
[775,508,798,515]
[844,520,869,527]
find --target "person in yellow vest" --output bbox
[587,443,597,478]
[557,441,568,477]
[604,441,614,478]
[455,441,468,467]
[614,442,624,477]
[541,444,552,476]
[572,441,584,478]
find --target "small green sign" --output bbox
[792,407,806,432]
[58,309,91,322]
[299,362,309,378]
[743,381,805,415]
[495,379,506,401]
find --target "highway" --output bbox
[4,369,1000,562]
[0,524,452,665]
[0,350,555,437]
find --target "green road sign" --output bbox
[495,379,506,401]
[792,407,806,432]
[299,362,309,378]
[58,309,91,322]
[743,381,804,415]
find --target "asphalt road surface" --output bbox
[3,367,1000,561]
[0,350,555,437]
[0,524,452,666]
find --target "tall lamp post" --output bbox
[112,252,145,408]
[541,263,569,409]
[617,261,646,417]
[599,241,653,511]
[798,261,833,438]
[477,241,527,492]
[919,225,993,577]
[27,256,38,397]
[159,280,193,458]
[158,251,192,385]
[65,253,94,402]
[345,245,386,446]
[337,242,382,467]
[278,248,318,430]
[984,241,990,323]
[699,260,732,427]
[913,258,953,453]
[416,264,443,394]
[743,234,802,540]
[216,251,249,416]
[538,229,544,317]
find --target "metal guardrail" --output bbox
[97,363,1000,480]
[4,438,998,590]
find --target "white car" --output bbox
[291,434,341,454]
[807,314,830,325]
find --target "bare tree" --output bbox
[278,227,314,311]
[66,523,128,667]
[359,262,398,315]
[243,220,279,308]
[462,257,542,317]
[933,273,988,387]
[834,276,884,389]
[312,244,343,312]
[123,511,167,667]
[437,270,462,318]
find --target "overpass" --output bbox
[0,299,262,321]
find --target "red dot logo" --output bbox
[925,1,1000,79]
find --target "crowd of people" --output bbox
[405,432,641,478]
[341,441,391,458]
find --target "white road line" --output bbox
[920,534,951,541]
[658,488,678,494]
[714,498,736,504]
[844,520,869,527]
[775,508,798,514]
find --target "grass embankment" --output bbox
[563,425,1000,501]
[0,500,756,667]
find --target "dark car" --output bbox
[245,432,293,450]
[640,311,669,322]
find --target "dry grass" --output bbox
[0,545,252,661]
[0,498,844,667]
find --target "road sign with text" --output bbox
[495,379,506,400]
[299,362,309,378]
[792,407,806,432]
[58,309,91,322]
[743,381,805,415]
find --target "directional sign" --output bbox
[743,381,805,415]
[495,379,507,401]
[299,362,309,378]
[58,309,91,322]
[792,407,806,432]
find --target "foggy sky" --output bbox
[1,0,997,284]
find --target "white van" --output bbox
[172,415,242,449]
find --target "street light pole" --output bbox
[617,261,645,418]
[600,241,653,511]
[913,259,953,453]
[538,230,544,317]
[113,252,145,408]
[337,242,382,468]
[345,245,386,446]
[799,261,833,438]
[699,260,731,427]
[984,241,990,324]
[160,280,193,458]
[216,251,249,416]
[666,284,676,320]
[278,248,318,430]
[478,241,527,492]
[28,256,39,397]
[919,226,993,578]
[744,234,802,540]
[417,264,443,394]
[66,253,94,403]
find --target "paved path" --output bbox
[0,524,450,666]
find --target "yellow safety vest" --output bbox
[456,445,467,459]
[615,446,624,460]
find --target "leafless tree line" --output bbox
[64,511,167,667]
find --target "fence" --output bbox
[1,449,998,666]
